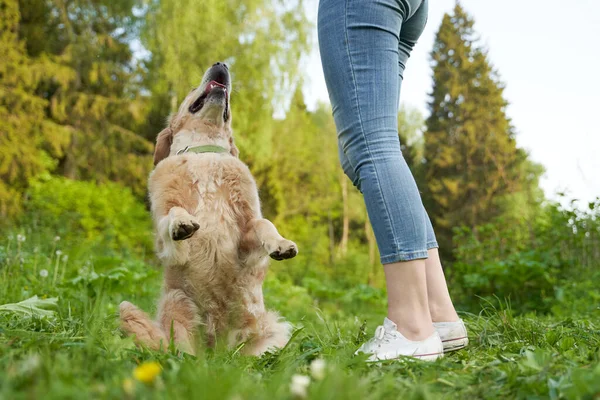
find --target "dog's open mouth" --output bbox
[205,81,227,92]
[189,80,229,121]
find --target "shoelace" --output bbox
[373,325,393,344]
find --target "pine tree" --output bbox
[423,4,540,255]
[0,0,67,217]
[17,0,153,197]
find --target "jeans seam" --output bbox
[343,0,401,256]
[381,249,429,263]
[426,240,438,249]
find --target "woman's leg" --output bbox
[426,248,459,322]
[383,260,432,340]
[339,129,437,340]
[319,0,434,340]
[396,0,460,324]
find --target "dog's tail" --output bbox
[119,301,168,351]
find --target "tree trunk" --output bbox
[170,91,178,114]
[62,130,78,179]
[366,217,377,285]
[339,175,349,256]
[328,210,335,265]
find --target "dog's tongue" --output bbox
[205,80,227,94]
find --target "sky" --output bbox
[301,0,600,205]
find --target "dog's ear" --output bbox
[229,136,239,158]
[153,127,173,166]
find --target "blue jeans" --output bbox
[318,0,438,263]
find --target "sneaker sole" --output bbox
[414,351,444,361]
[365,351,444,362]
[442,336,469,352]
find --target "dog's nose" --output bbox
[213,62,228,69]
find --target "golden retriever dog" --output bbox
[119,62,298,356]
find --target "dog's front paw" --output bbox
[269,239,298,261]
[170,217,200,241]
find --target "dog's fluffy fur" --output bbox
[119,63,297,356]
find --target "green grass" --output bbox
[1,236,599,400]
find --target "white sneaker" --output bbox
[355,318,443,362]
[433,319,469,352]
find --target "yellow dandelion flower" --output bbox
[133,361,162,384]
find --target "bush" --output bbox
[452,250,558,313]
[21,175,153,256]
[451,198,600,314]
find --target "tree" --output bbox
[423,4,542,257]
[0,0,67,217]
[139,0,310,170]
[17,0,153,197]
[398,106,426,190]
[266,90,341,278]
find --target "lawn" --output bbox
[1,236,599,400]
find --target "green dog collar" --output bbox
[176,145,229,155]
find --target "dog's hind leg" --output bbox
[157,289,200,355]
[240,310,292,356]
[119,301,168,351]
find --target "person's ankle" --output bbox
[387,314,434,341]
[429,303,459,323]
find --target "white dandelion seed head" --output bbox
[33,247,39,253]
[17,234,26,242]
[20,257,25,264]
[55,250,63,256]
[310,359,326,381]
[54,236,61,242]
[20,353,41,374]
[290,374,310,398]
[62,255,69,262]
[39,269,49,278]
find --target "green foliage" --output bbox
[424,4,543,257]
[453,250,558,313]
[1,233,599,399]
[139,0,310,168]
[451,198,600,315]
[20,0,154,194]
[0,0,66,217]
[1,2,599,397]
[398,106,426,187]
[263,95,352,285]
[23,176,152,255]
[267,94,340,223]
[0,295,58,318]
[0,0,154,221]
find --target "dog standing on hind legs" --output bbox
[119,62,298,356]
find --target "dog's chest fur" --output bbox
[153,153,267,314]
